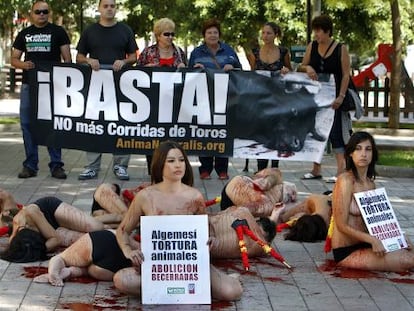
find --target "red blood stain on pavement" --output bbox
[211,300,234,310]
[22,266,96,284]
[319,260,414,283]
[22,266,48,278]
[212,259,256,276]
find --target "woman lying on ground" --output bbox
[280,193,332,242]
[114,141,243,301]
[91,182,151,227]
[331,131,414,272]
[33,229,139,286]
[220,167,297,217]
[209,204,282,258]
[1,194,104,262]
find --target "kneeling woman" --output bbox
[331,131,414,272]
[1,196,104,262]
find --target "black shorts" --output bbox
[34,197,62,229]
[90,230,132,273]
[220,184,234,211]
[332,242,371,263]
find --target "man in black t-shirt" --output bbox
[76,0,138,181]
[11,0,72,179]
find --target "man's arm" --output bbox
[11,48,34,70]
[60,44,72,63]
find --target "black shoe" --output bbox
[51,167,67,179]
[18,167,37,178]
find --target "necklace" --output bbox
[159,45,171,53]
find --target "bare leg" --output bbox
[94,183,128,215]
[55,202,104,232]
[88,265,114,281]
[312,162,321,176]
[56,227,85,247]
[113,267,141,295]
[334,152,345,176]
[339,248,414,272]
[210,264,242,301]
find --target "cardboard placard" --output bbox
[354,187,408,252]
[141,215,211,304]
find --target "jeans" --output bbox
[84,152,130,171]
[20,84,64,172]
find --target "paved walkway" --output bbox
[0,101,414,310]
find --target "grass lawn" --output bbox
[378,150,414,168]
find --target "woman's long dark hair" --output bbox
[150,141,193,186]
[1,228,48,263]
[284,214,327,242]
[345,131,378,181]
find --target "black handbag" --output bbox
[340,80,361,111]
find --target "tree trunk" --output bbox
[388,0,401,129]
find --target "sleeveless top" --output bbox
[309,40,343,94]
[252,46,289,71]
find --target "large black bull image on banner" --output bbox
[227,71,325,153]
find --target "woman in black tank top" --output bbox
[299,15,351,183]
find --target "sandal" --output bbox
[301,172,322,180]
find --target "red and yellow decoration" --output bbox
[231,219,292,271]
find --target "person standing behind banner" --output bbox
[11,0,71,179]
[331,131,414,272]
[137,17,187,175]
[246,22,292,172]
[76,0,138,181]
[298,15,352,183]
[189,18,242,181]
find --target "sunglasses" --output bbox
[34,9,49,15]
[163,32,175,37]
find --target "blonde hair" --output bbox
[153,18,175,37]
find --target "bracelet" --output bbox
[339,93,346,98]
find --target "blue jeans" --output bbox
[20,84,64,172]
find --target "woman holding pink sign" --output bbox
[331,131,414,272]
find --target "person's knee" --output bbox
[113,269,141,295]
[216,282,243,301]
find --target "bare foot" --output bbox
[33,273,50,283]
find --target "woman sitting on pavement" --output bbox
[114,140,243,301]
[1,193,104,262]
[280,193,332,242]
[33,229,139,286]
[331,131,414,272]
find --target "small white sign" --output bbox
[354,187,408,252]
[141,215,211,304]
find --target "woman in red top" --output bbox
[137,17,187,174]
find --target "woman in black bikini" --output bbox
[331,131,414,272]
[1,192,104,262]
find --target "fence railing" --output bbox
[0,66,22,95]
[356,76,414,123]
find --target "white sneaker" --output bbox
[114,165,129,180]
[78,168,98,180]
[325,176,337,183]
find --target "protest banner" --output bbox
[354,187,408,252]
[140,215,211,304]
[29,64,335,162]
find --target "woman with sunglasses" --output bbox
[299,15,352,183]
[137,17,187,174]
